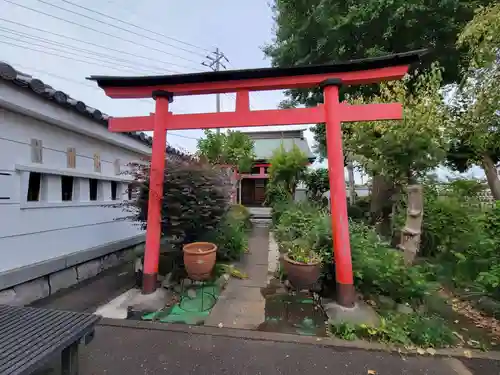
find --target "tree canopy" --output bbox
[445,4,500,198]
[264,0,495,160]
[342,64,449,184]
[197,130,255,173]
[264,0,494,88]
[268,144,309,197]
[304,168,330,201]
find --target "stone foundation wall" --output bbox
[0,243,144,306]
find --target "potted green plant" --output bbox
[283,240,322,290]
[183,242,217,281]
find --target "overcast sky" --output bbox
[0,0,319,152]
[0,0,484,183]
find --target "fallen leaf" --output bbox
[367,370,377,375]
[463,350,472,358]
[426,348,437,356]
[453,331,465,342]
[467,339,480,348]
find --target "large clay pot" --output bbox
[183,242,217,281]
[283,254,321,291]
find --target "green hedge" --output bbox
[203,204,251,261]
[272,201,435,304]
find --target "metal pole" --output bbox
[215,48,221,135]
[202,49,229,134]
[321,78,356,308]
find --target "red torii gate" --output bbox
[88,50,425,308]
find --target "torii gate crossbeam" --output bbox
[88,49,426,308]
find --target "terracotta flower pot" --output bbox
[183,242,217,281]
[283,253,321,291]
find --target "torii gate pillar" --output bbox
[322,78,355,306]
[141,90,173,293]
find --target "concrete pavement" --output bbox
[80,323,494,375]
[205,226,271,329]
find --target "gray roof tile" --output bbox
[0,61,188,159]
[253,137,315,161]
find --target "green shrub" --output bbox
[349,221,436,304]
[308,214,333,262]
[420,191,484,258]
[227,204,252,231]
[130,159,231,271]
[331,312,457,348]
[206,213,248,261]
[270,200,292,227]
[272,201,435,303]
[422,187,500,298]
[274,201,320,244]
[347,196,371,222]
[265,181,290,208]
[304,168,329,201]
[468,203,500,296]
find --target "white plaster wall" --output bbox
[0,106,146,274]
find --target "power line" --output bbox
[167,132,200,140]
[1,61,201,116]
[3,0,206,68]
[0,28,180,74]
[33,0,206,60]
[5,62,104,89]
[0,35,152,74]
[0,18,202,72]
[1,60,157,112]
[4,60,206,141]
[0,39,147,74]
[57,0,212,54]
[226,60,268,110]
[1,27,177,73]
[3,61,149,105]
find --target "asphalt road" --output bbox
[79,324,493,375]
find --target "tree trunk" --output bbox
[399,185,424,265]
[290,181,297,201]
[370,175,395,238]
[481,154,500,200]
[347,159,356,205]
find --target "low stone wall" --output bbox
[0,242,144,306]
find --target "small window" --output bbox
[111,181,117,200]
[27,172,42,201]
[61,176,74,201]
[127,183,136,200]
[251,166,260,174]
[89,179,98,201]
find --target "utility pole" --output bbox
[202,48,229,134]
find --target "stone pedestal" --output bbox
[324,299,380,327]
